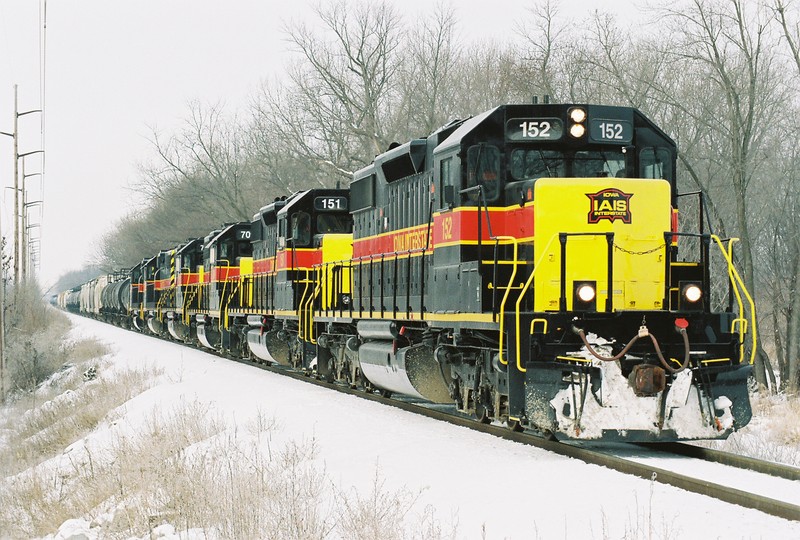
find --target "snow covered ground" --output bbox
[11,314,800,538]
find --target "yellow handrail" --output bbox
[512,233,560,372]
[222,280,239,331]
[296,269,316,343]
[306,266,324,344]
[182,285,197,326]
[495,236,519,366]
[711,235,757,365]
[218,266,230,331]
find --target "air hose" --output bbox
[572,324,691,374]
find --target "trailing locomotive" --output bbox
[62,102,756,442]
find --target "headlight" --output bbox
[569,123,586,138]
[576,284,596,302]
[682,284,702,303]
[569,107,587,123]
[573,281,597,312]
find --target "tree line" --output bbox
[93,0,800,393]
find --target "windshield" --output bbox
[317,213,352,234]
[508,149,626,180]
[573,150,625,178]
[509,149,565,180]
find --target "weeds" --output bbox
[696,391,800,466]
[0,360,159,478]
[1,382,459,540]
[3,281,75,395]
[335,470,421,539]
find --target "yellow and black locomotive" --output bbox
[63,102,756,442]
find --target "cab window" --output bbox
[573,151,625,178]
[237,239,253,258]
[291,212,311,246]
[466,144,500,202]
[218,241,232,265]
[317,214,352,234]
[640,147,673,180]
[509,149,565,180]
[438,156,455,208]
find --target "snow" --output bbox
[23,315,800,538]
[552,334,737,439]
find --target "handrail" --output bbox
[182,286,197,326]
[307,267,324,343]
[724,239,746,341]
[495,236,519,367]
[296,268,316,344]
[511,233,560,372]
[330,246,429,320]
[711,235,757,365]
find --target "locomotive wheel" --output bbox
[475,403,492,424]
[380,389,392,398]
[507,419,524,432]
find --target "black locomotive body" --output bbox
[65,103,756,442]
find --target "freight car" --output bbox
[65,102,756,442]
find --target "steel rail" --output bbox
[642,442,800,482]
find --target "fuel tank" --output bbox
[358,340,452,403]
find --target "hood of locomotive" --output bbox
[526,177,751,442]
[533,177,670,313]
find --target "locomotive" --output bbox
[60,102,756,442]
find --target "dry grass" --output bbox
[0,360,160,478]
[691,391,800,467]
[1,385,458,539]
[595,475,680,540]
[750,392,800,446]
[3,282,76,394]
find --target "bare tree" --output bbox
[515,0,567,101]
[260,0,403,180]
[395,3,461,137]
[768,0,800,391]
[139,101,257,223]
[449,42,525,112]
[776,0,800,72]
[650,0,786,389]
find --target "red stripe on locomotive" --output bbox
[177,273,200,286]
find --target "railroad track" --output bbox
[89,316,800,522]
[244,358,800,522]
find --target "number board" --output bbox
[314,196,348,212]
[506,118,563,141]
[589,119,633,143]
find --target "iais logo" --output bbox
[586,188,633,224]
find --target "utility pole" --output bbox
[21,159,42,281]
[0,84,42,403]
[11,86,19,286]
[0,90,12,405]
[9,86,42,285]
[19,153,43,281]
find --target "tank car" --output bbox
[99,270,130,325]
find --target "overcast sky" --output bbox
[0,0,633,290]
